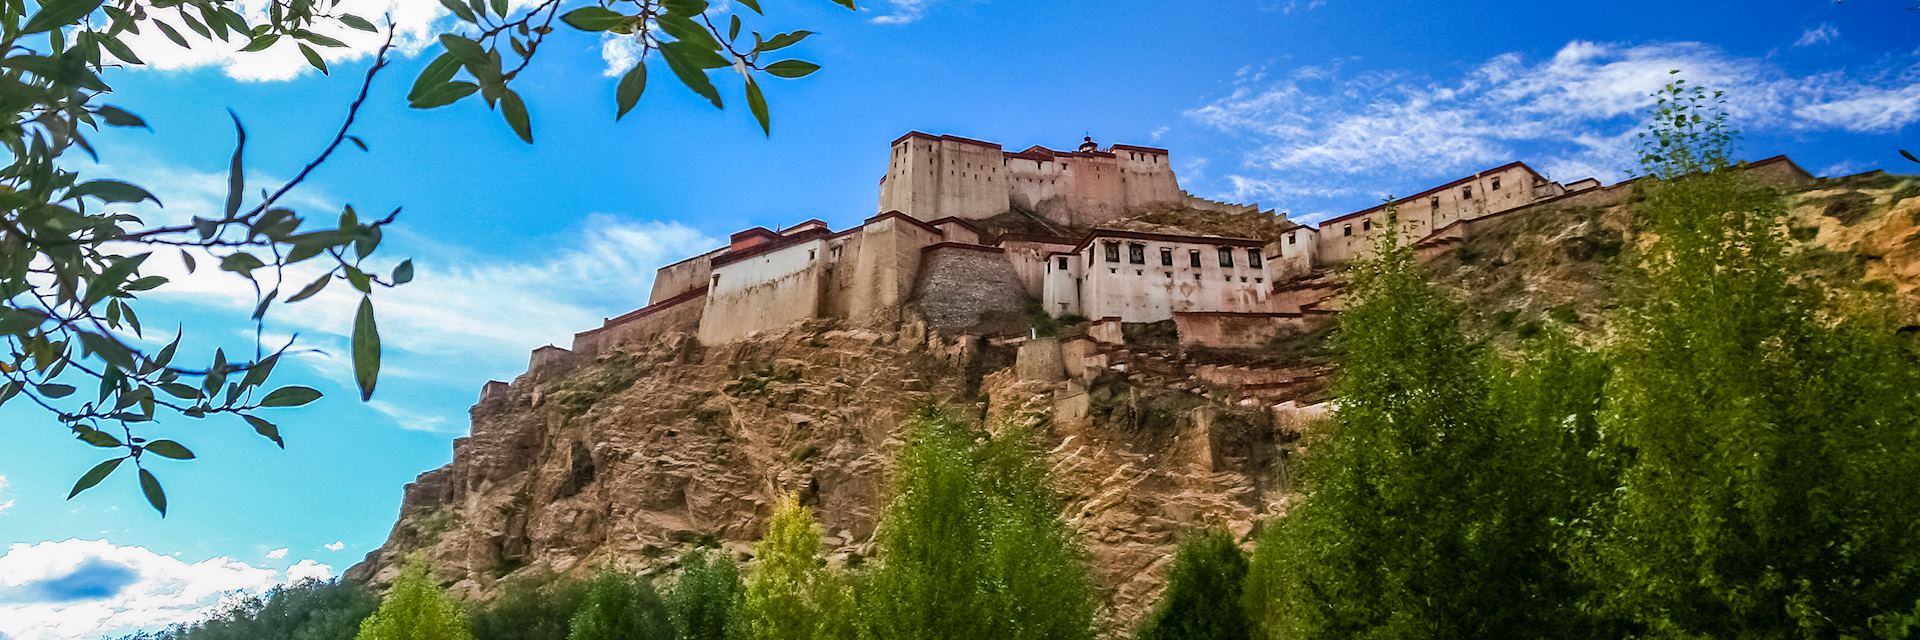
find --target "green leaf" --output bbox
[299,43,328,74]
[225,112,246,217]
[352,297,380,401]
[244,415,284,448]
[39,383,76,398]
[437,0,477,23]
[23,0,107,34]
[656,12,719,52]
[828,0,855,8]
[67,457,124,499]
[240,33,280,52]
[391,260,415,285]
[97,35,143,64]
[560,6,626,32]
[616,63,647,119]
[260,385,322,407]
[660,43,723,108]
[501,89,532,143]
[340,14,377,32]
[287,272,332,302]
[220,252,266,275]
[69,179,160,205]
[1903,149,1919,165]
[144,440,195,460]
[412,81,479,109]
[154,20,192,48]
[409,52,462,101]
[746,75,769,136]
[139,468,167,516]
[764,60,820,78]
[737,0,762,13]
[74,427,121,447]
[757,30,813,52]
[437,34,489,69]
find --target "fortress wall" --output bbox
[1077,237,1274,322]
[1315,163,1558,265]
[1000,236,1078,297]
[573,287,707,355]
[879,134,1010,220]
[649,246,726,304]
[698,238,827,344]
[818,231,866,320]
[1042,250,1082,318]
[910,244,1030,336]
[1174,312,1305,349]
[848,213,944,323]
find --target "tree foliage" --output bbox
[1575,74,1920,638]
[667,548,745,640]
[566,568,675,640]
[353,565,473,640]
[469,573,590,640]
[1244,204,1609,639]
[1135,528,1251,640]
[116,578,377,640]
[1,0,844,514]
[736,494,854,640]
[857,407,1098,640]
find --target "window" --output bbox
[1343,225,1353,237]
[711,274,721,287]
[1057,257,1069,270]
[1189,250,1202,268]
[807,249,816,260]
[1491,176,1502,191]
[1160,248,1173,266]
[1128,243,1145,264]
[1248,249,1263,268]
[1287,232,1297,245]
[830,246,842,260]
[1218,246,1234,267]
[1362,220,1372,232]
[1104,242,1120,263]
[1462,185,1474,199]
[1430,196,1440,210]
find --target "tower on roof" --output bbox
[1078,135,1098,152]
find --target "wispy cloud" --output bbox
[323,541,345,552]
[0,540,329,639]
[869,0,934,25]
[1186,39,1920,221]
[264,548,288,560]
[1794,23,1839,48]
[0,475,13,515]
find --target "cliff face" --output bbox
[348,168,1920,627]
[345,319,1305,623]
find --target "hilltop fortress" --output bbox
[540,132,1812,364]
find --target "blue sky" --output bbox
[1,0,1915,637]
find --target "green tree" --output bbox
[736,494,854,640]
[354,566,473,640]
[1135,529,1251,640]
[858,407,1097,640]
[1243,204,1606,639]
[1578,75,1920,638]
[116,578,377,640]
[567,569,675,640]
[470,573,590,640]
[1,0,849,513]
[668,548,745,640]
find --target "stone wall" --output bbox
[699,237,828,344]
[1172,311,1306,349]
[573,287,708,355]
[1071,232,1276,322]
[909,244,1031,336]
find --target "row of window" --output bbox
[1090,243,1263,268]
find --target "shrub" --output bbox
[1135,529,1250,640]
[566,569,674,640]
[667,549,744,640]
[735,495,854,640]
[354,566,473,640]
[471,573,589,640]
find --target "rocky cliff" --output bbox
[347,168,1920,627]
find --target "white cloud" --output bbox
[119,0,443,82]
[264,548,288,560]
[286,560,335,583]
[323,541,346,552]
[599,33,645,78]
[0,475,13,515]
[1186,39,1920,213]
[1795,23,1839,48]
[367,399,455,433]
[869,0,933,25]
[0,540,326,640]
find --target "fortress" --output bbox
[542,132,1812,362]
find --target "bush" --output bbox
[735,495,854,640]
[120,578,378,640]
[567,569,674,640]
[1136,529,1250,640]
[667,549,744,640]
[355,566,473,640]
[471,573,589,640]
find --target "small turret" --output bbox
[1078,135,1098,152]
